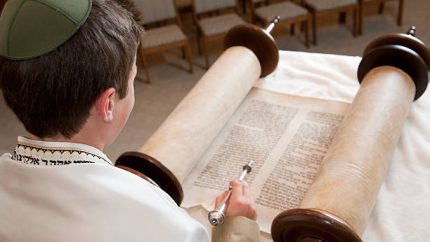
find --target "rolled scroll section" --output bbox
[272,28,430,242]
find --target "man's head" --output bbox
[0,0,142,142]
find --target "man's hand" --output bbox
[215,179,257,220]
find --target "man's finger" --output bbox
[230,179,243,202]
[215,191,229,207]
[242,181,250,197]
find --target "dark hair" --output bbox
[0,0,143,138]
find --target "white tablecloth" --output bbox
[190,50,430,242]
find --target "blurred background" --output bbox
[0,0,428,161]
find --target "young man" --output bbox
[0,0,259,241]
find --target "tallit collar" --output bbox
[12,136,113,166]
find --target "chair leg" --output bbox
[312,13,317,45]
[141,56,151,84]
[291,23,295,35]
[241,0,247,14]
[138,44,150,83]
[181,47,186,59]
[397,0,403,26]
[339,12,347,24]
[202,38,209,69]
[305,19,310,48]
[353,8,358,37]
[378,2,385,14]
[358,2,363,35]
[197,31,202,56]
[186,42,193,73]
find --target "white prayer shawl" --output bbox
[0,136,210,242]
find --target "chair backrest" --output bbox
[193,0,238,14]
[132,0,178,25]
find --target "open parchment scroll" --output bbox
[137,46,350,233]
[181,88,349,233]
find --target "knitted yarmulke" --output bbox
[0,0,91,60]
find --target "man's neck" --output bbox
[27,132,106,151]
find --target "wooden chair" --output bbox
[192,0,246,69]
[248,0,312,47]
[302,0,359,45]
[359,0,404,34]
[132,0,193,83]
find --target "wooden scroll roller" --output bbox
[271,26,430,242]
[116,17,281,205]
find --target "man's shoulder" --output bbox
[0,155,210,242]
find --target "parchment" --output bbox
[298,66,416,235]
[182,88,349,233]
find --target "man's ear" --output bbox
[96,88,116,122]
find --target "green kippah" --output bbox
[0,0,92,60]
